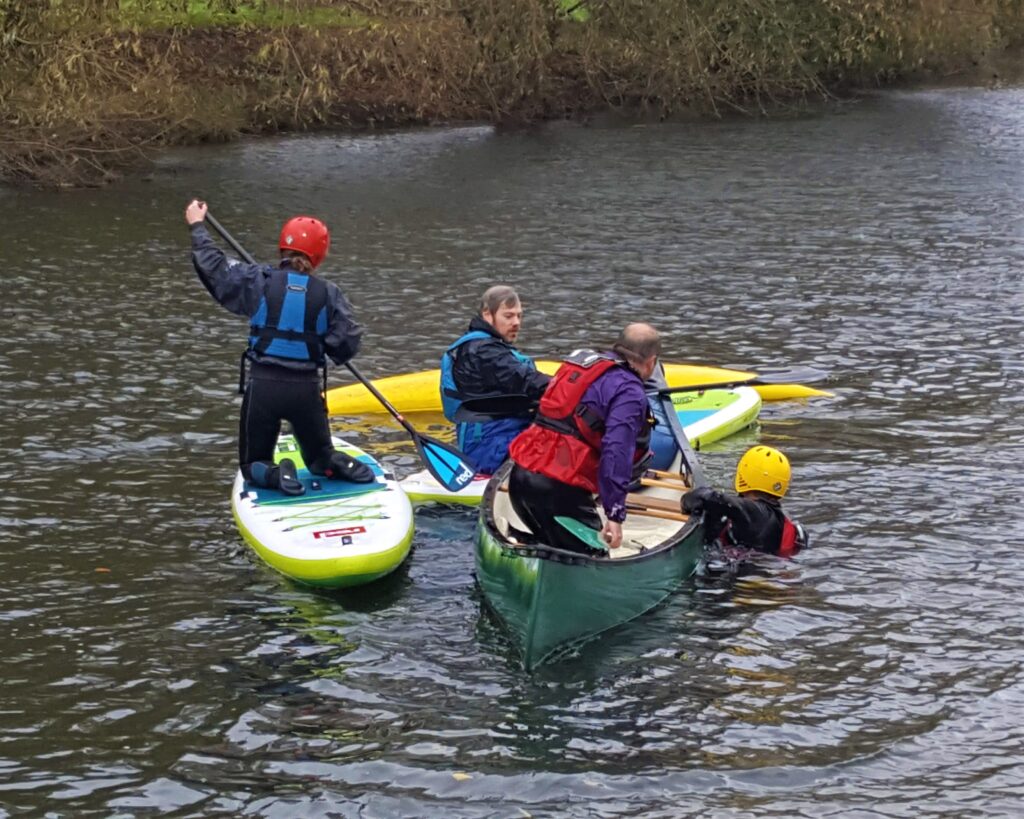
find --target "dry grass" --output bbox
[2,0,1022,187]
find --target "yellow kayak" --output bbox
[326,361,830,416]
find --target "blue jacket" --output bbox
[458,416,532,476]
[190,223,362,372]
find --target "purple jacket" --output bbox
[579,354,649,522]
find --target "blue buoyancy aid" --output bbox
[440,330,491,421]
[648,396,678,471]
[440,330,535,422]
[248,268,329,364]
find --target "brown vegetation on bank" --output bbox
[2,0,1022,187]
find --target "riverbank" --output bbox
[2,0,1023,188]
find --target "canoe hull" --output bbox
[475,468,706,670]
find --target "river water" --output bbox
[2,87,1022,816]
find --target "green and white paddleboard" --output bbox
[231,434,414,588]
[400,386,762,506]
[665,384,762,449]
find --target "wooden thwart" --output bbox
[625,504,689,523]
[639,476,690,492]
[625,492,684,513]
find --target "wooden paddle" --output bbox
[647,468,690,482]
[639,476,690,491]
[625,492,683,513]
[203,210,478,493]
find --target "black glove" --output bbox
[681,485,714,514]
[327,453,375,484]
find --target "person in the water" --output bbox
[682,445,808,557]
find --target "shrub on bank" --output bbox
[1,0,1021,187]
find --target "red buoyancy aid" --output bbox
[509,350,644,493]
[778,517,807,558]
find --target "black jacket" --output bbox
[683,486,792,555]
[449,315,550,419]
[190,223,362,371]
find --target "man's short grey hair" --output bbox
[480,285,520,316]
[613,322,662,365]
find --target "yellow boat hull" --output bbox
[326,361,829,416]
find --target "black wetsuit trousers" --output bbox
[239,363,335,481]
[508,465,605,556]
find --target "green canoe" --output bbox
[475,460,707,670]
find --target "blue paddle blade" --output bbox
[417,434,477,492]
[554,516,609,552]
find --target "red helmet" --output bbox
[279,216,330,269]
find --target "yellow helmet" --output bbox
[735,446,791,498]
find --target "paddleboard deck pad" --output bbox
[400,387,761,506]
[231,434,414,588]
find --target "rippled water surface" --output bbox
[2,88,1023,816]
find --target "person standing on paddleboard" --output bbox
[681,445,808,557]
[440,285,551,475]
[506,323,660,554]
[185,199,374,496]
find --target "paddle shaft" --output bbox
[639,476,690,491]
[652,366,829,398]
[625,505,689,523]
[625,492,683,513]
[341,362,418,435]
[647,468,690,481]
[204,212,257,265]
[659,390,706,488]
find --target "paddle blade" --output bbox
[415,433,478,492]
[554,516,609,552]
